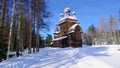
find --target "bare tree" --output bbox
[109,15,118,44]
[99,17,108,44]
[118,11,120,44]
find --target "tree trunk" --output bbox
[7,0,16,60]
[0,0,6,28]
[36,0,40,52]
[0,0,6,50]
[33,0,36,53]
[27,0,31,54]
[28,12,32,54]
[36,24,39,52]
[17,0,22,57]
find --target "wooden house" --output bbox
[52,7,82,47]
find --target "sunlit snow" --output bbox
[0,45,120,68]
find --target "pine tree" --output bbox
[87,24,97,45]
[0,0,7,61]
[0,0,6,28]
[0,0,50,61]
[30,0,50,52]
[46,34,52,47]
[28,12,32,53]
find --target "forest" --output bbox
[0,0,52,62]
[83,15,120,45]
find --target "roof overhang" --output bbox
[53,36,67,41]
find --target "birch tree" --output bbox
[7,0,16,60]
[99,17,108,44]
[109,15,118,44]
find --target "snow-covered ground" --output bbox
[0,45,120,68]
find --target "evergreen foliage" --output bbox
[45,34,52,47]
[0,0,50,61]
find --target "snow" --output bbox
[68,31,75,34]
[60,16,77,22]
[53,36,67,41]
[50,42,53,45]
[0,45,120,68]
[68,24,79,31]
[54,31,60,34]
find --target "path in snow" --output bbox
[0,45,120,68]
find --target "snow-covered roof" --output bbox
[68,31,75,34]
[68,24,80,32]
[53,36,67,41]
[59,7,78,25]
[60,16,77,21]
[54,31,60,34]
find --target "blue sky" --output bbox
[41,0,120,38]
